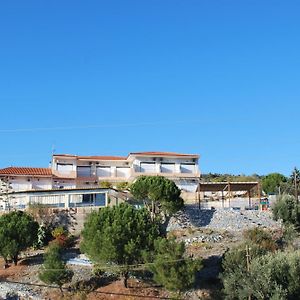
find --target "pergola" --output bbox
[197,181,260,209]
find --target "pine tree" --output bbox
[0,211,39,265]
[39,243,73,294]
[148,237,201,292]
[81,203,160,287]
[130,176,184,220]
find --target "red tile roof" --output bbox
[53,154,127,160]
[129,151,198,157]
[0,167,52,176]
[78,156,127,160]
[52,154,77,157]
[53,152,198,160]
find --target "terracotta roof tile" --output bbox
[53,154,127,160]
[53,152,198,159]
[0,167,52,176]
[129,151,198,157]
[77,156,127,160]
[52,154,77,157]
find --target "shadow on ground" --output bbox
[72,274,118,292]
[19,254,43,266]
[184,205,216,227]
[195,255,224,300]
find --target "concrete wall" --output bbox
[199,197,261,210]
[10,177,52,191]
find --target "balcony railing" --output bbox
[52,170,77,179]
[131,171,200,178]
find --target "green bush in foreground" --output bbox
[223,251,300,300]
[81,203,160,287]
[272,194,300,227]
[222,227,277,276]
[148,237,202,292]
[0,211,39,265]
[39,243,73,294]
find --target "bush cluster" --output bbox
[222,227,300,299]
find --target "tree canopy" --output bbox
[39,243,73,294]
[0,211,39,265]
[272,194,300,227]
[130,176,184,219]
[81,203,161,287]
[290,167,300,183]
[262,173,287,195]
[202,173,261,183]
[223,250,300,300]
[147,237,201,292]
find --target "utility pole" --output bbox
[246,245,251,300]
[294,170,298,203]
[245,245,250,271]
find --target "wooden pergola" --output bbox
[197,181,260,209]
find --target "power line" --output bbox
[0,279,181,300]
[0,120,204,133]
[38,257,195,271]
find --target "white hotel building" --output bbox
[0,151,200,209]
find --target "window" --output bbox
[82,193,106,206]
[140,162,156,173]
[180,164,195,173]
[96,167,111,177]
[77,166,91,177]
[116,167,130,178]
[161,163,175,173]
[178,181,198,192]
[56,163,73,174]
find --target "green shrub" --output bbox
[262,173,287,195]
[81,203,161,288]
[222,243,268,275]
[0,211,39,265]
[243,227,277,252]
[272,194,300,227]
[99,181,112,189]
[281,224,298,246]
[51,226,69,248]
[223,251,300,299]
[51,226,67,238]
[148,237,202,291]
[33,224,47,249]
[116,181,129,190]
[39,243,73,294]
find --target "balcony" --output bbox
[52,170,77,179]
[131,170,200,179]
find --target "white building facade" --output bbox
[51,151,200,192]
[0,151,200,209]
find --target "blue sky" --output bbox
[0,0,299,175]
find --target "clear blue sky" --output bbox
[0,0,299,175]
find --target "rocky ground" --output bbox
[167,205,281,232]
[0,205,281,299]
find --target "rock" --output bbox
[167,205,281,233]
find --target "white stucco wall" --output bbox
[132,157,199,175]
[10,178,32,191]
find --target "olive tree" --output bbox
[223,250,300,300]
[272,194,300,227]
